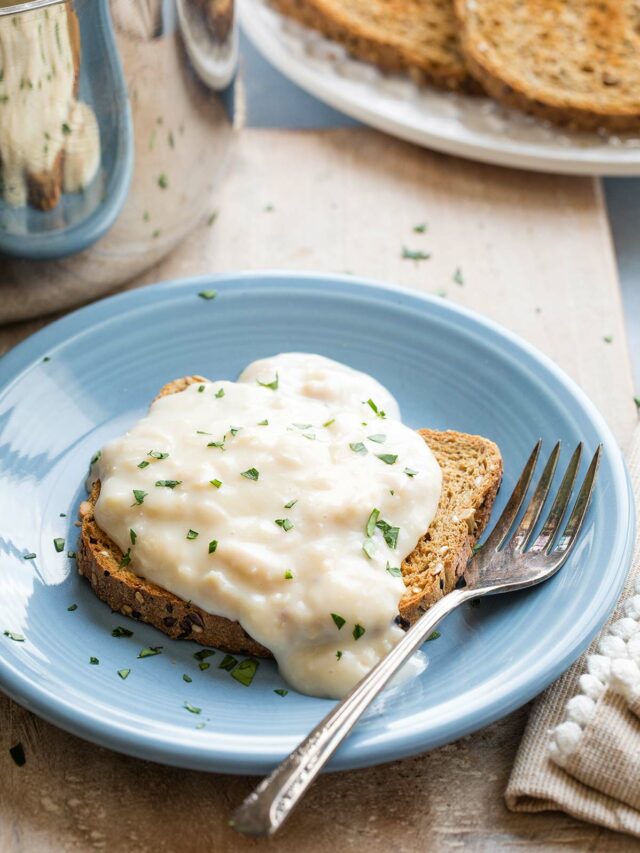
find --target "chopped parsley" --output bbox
[193,648,215,661]
[219,654,237,671]
[402,247,430,261]
[284,570,294,579]
[376,519,399,549]
[198,289,217,300]
[353,624,366,640]
[453,267,464,286]
[404,468,418,478]
[183,674,192,683]
[284,499,297,509]
[366,399,386,419]
[207,211,218,227]
[155,480,181,489]
[323,418,335,428]
[118,669,131,680]
[274,688,289,697]
[23,553,36,561]
[158,172,168,189]
[229,426,242,437]
[292,423,312,430]
[376,454,398,465]
[231,658,259,687]
[67,603,78,612]
[148,450,169,459]
[362,540,376,560]
[367,434,386,444]
[603,335,613,344]
[132,489,147,506]
[91,450,102,465]
[3,631,24,642]
[210,479,222,489]
[386,563,402,577]
[198,662,210,671]
[111,626,134,638]
[257,419,269,426]
[89,657,99,665]
[336,650,343,661]
[413,222,427,233]
[472,542,484,555]
[67,551,76,559]
[257,374,279,391]
[331,613,346,630]
[208,540,218,554]
[186,529,199,540]
[10,743,26,766]
[366,508,380,537]
[215,387,225,398]
[207,440,225,449]
[53,537,65,553]
[275,518,293,532]
[240,468,259,481]
[137,460,150,469]
[184,702,202,714]
[130,529,137,545]
[61,121,72,135]
[349,442,367,455]
[119,549,132,568]
[138,646,162,658]
[427,631,441,642]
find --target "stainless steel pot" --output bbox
[0,0,237,322]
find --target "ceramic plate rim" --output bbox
[0,270,634,774]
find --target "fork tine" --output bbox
[482,440,542,552]
[551,445,602,558]
[510,442,561,551]
[529,443,582,553]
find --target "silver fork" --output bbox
[231,440,602,837]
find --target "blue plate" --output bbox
[0,272,634,774]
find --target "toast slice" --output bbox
[77,376,502,657]
[455,0,640,131]
[269,0,479,93]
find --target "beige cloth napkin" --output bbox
[506,423,640,837]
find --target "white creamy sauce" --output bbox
[94,354,442,698]
[0,5,100,207]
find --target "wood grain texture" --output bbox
[0,128,637,851]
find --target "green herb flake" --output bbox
[91,450,102,465]
[376,453,398,465]
[59,513,67,518]
[362,539,376,560]
[210,479,222,489]
[275,518,293,532]
[130,528,137,545]
[215,388,225,398]
[158,172,168,189]
[453,267,464,286]
[152,229,161,239]
[183,674,192,683]
[198,289,217,300]
[184,702,202,714]
[3,631,25,642]
[284,499,297,509]
[138,646,162,658]
[376,519,400,549]
[118,669,131,680]
[634,396,640,409]
[367,434,386,444]
[240,468,259,481]
[67,551,76,559]
[193,648,216,661]
[207,211,218,227]
[365,508,380,537]
[413,222,427,233]
[353,624,366,641]
[53,537,65,553]
[186,529,199,540]
[89,656,99,665]
[229,426,242,437]
[386,563,402,577]
[143,210,150,222]
[603,335,613,344]
[427,631,441,642]
[231,658,259,687]
[323,418,335,428]
[349,442,368,455]
[198,662,210,671]
[292,423,312,430]
[366,399,386,419]
[148,450,169,459]
[284,570,294,580]
[195,722,206,729]
[111,626,134,638]
[137,460,150,469]
[119,549,132,568]
[257,419,269,426]
[219,654,237,671]
[274,688,289,697]
[207,440,225,449]
[132,489,147,506]
[61,122,72,135]
[23,553,36,561]
[336,650,343,661]
[257,373,279,391]
[404,468,418,478]
[331,613,346,630]
[208,540,218,554]
[402,247,430,261]
[155,480,182,489]
[472,542,484,555]
[67,603,78,612]
[9,743,26,766]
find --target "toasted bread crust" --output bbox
[455,0,640,131]
[78,377,502,654]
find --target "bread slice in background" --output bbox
[455,0,640,131]
[77,377,502,657]
[269,0,479,92]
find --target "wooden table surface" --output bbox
[1,129,638,852]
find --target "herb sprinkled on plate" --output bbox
[472,542,484,555]
[257,419,269,426]
[402,247,430,262]
[219,654,237,671]
[240,468,259,481]
[210,479,222,489]
[53,537,65,553]
[119,549,132,568]
[349,442,367,455]
[427,631,441,641]
[89,656,99,665]
[158,172,168,189]
[132,489,147,506]
[91,450,102,465]
[215,387,225,398]
[376,453,398,465]
[386,563,402,577]
[284,499,297,509]
[3,631,25,642]
[336,650,343,661]
[9,743,25,767]
[366,508,380,536]
[257,374,279,391]
[274,688,288,697]
[183,674,192,683]
[198,662,210,671]
[186,529,199,540]
[231,658,259,686]
[367,434,386,444]
[118,669,131,680]
[331,613,346,630]
[148,450,169,459]
[112,626,134,638]
[155,480,182,489]
[67,603,78,612]
[207,211,218,226]
[198,289,217,300]
[194,649,215,661]
[453,267,464,286]
[138,646,162,658]
[603,335,613,344]
[413,222,427,233]
[376,519,399,549]
[366,399,386,419]
[353,624,366,640]
[23,553,36,560]
[284,570,294,579]
[137,460,150,469]
[323,418,335,428]
[208,540,218,554]
[275,518,293,532]
[130,529,137,545]
[404,468,418,478]
[362,540,376,559]
[184,702,201,714]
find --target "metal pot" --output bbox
[0,0,237,323]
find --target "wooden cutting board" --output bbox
[0,128,637,852]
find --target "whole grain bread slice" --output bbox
[77,376,502,657]
[455,0,640,131]
[269,0,479,92]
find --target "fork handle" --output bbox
[231,587,471,836]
